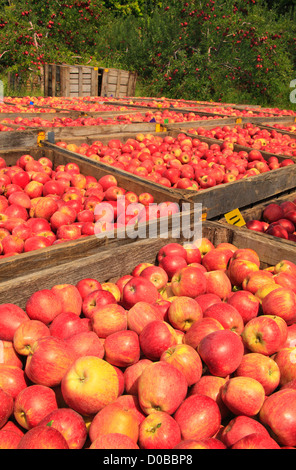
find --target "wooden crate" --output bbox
[43,126,296,220]
[44,64,99,98]
[218,189,296,248]
[99,68,137,98]
[0,146,194,284]
[166,120,296,162]
[1,219,295,308]
[255,119,296,139]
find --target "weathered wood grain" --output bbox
[0,220,295,308]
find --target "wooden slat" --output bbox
[0,146,191,284]
[0,220,295,308]
[91,68,98,96]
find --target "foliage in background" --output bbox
[0,0,296,108]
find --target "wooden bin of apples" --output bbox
[0,146,192,283]
[45,125,296,219]
[0,107,237,151]
[1,219,296,449]
[220,190,296,245]
[182,121,296,160]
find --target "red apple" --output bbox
[157,242,187,263]
[171,266,207,298]
[8,191,31,209]
[203,302,244,335]
[261,287,296,325]
[167,296,203,332]
[189,375,229,420]
[138,411,181,449]
[49,312,90,340]
[231,432,281,449]
[51,284,82,316]
[127,301,162,334]
[14,384,58,430]
[61,356,119,416]
[246,220,265,232]
[226,290,260,324]
[137,361,188,415]
[266,224,289,239]
[283,323,296,348]
[262,203,284,223]
[82,289,116,319]
[0,304,29,341]
[220,415,274,448]
[160,343,202,387]
[235,352,280,395]
[33,197,58,220]
[123,359,153,395]
[17,424,69,449]
[39,408,87,449]
[194,293,222,313]
[75,278,102,300]
[259,388,296,447]
[64,331,105,360]
[273,347,296,387]
[204,270,232,300]
[25,336,75,387]
[227,258,259,287]
[159,255,188,280]
[122,277,159,309]
[104,330,140,367]
[198,329,244,377]
[140,265,168,290]
[89,401,139,445]
[184,317,224,350]
[89,433,139,449]
[13,319,50,356]
[242,269,274,294]
[25,289,63,325]
[183,242,202,264]
[139,320,178,361]
[174,394,221,441]
[273,271,296,294]
[114,393,146,425]
[0,339,22,368]
[221,376,265,417]
[202,248,233,271]
[274,259,296,278]
[0,365,28,399]
[23,235,52,252]
[241,314,288,355]
[1,235,24,254]
[91,304,127,338]
[5,204,28,222]
[0,388,14,429]
[0,428,22,449]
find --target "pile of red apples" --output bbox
[246,199,296,242]
[189,123,296,157]
[0,110,225,132]
[56,131,294,190]
[0,154,158,257]
[1,239,296,449]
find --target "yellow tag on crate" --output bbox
[37,131,45,147]
[236,118,242,124]
[224,208,246,227]
[202,211,207,221]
